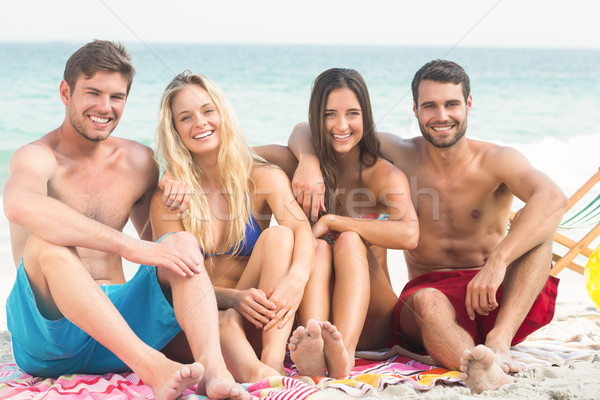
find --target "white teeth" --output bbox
[432,125,453,132]
[333,133,351,140]
[193,131,213,139]
[90,116,109,124]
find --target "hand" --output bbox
[233,288,277,329]
[291,158,326,222]
[465,261,507,320]
[263,274,305,331]
[159,173,192,217]
[121,236,202,277]
[311,214,334,239]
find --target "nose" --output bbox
[334,115,349,131]
[193,113,207,127]
[96,94,112,113]
[435,106,449,121]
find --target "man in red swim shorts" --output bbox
[288,60,567,394]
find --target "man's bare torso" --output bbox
[10,130,156,283]
[386,137,514,279]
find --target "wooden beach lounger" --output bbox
[550,168,600,276]
[511,168,600,276]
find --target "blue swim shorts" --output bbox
[6,261,182,377]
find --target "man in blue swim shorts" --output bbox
[3,40,247,400]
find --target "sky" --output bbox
[0,0,599,49]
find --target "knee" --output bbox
[260,225,294,251]
[410,288,449,319]
[219,308,243,329]
[333,231,364,251]
[159,231,199,250]
[23,235,72,272]
[332,231,366,260]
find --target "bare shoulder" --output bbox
[475,140,534,174]
[9,140,58,176]
[364,158,409,192]
[115,137,155,167]
[378,132,423,168]
[251,162,289,188]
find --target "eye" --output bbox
[325,112,335,118]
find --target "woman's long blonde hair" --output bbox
[156,71,261,255]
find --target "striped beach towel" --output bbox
[0,354,460,399]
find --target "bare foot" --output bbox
[196,363,249,400]
[204,378,249,400]
[288,319,326,377]
[242,362,281,383]
[487,342,525,373]
[321,321,352,379]
[459,345,514,394]
[145,359,205,400]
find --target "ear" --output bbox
[59,80,71,106]
[412,100,418,118]
[466,94,473,114]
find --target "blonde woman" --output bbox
[150,71,315,382]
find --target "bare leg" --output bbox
[157,232,248,399]
[484,239,552,373]
[459,345,514,393]
[399,288,474,370]
[23,235,205,400]
[288,319,326,376]
[357,248,398,350]
[327,232,370,367]
[399,288,514,393]
[296,240,332,325]
[235,226,295,374]
[219,308,280,383]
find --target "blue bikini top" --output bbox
[201,213,261,257]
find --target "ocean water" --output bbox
[1,43,600,195]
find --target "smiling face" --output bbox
[170,84,222,155]
[61,70,128,142]
[414,79,472,148]
[324,87,364,154]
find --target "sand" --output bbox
[1,208,599,399]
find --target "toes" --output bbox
[291,327,306,340]
[306,320,322,336]
[180,365,191,379]
[461,349,473,362]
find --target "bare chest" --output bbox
[409,172,512,233]
[48,161,143,230]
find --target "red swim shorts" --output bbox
[388,269,559,352]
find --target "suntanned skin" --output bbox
[4,69,248,400]
[152,83,315,380]
[287,78,568,393]
[258,87,418,379]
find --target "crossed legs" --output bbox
[22,232,247,400]
[398,239,553,393]
[234,225,296,375]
